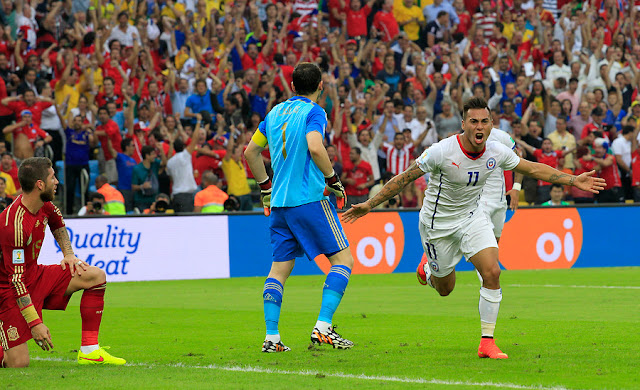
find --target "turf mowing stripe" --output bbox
[30,356,572,389]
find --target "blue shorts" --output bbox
[269,199,349,262]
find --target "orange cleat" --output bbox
[478,338,508,359]
[416,256,430,286]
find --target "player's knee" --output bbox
[5,355,29,368]
[482,266,501,284]
[434,281,455,296]
[84,266,106,286]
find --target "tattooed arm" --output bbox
[53,227,87,276]
[513,159,606,193]
[342,163,426,223]
[52,227,73,257]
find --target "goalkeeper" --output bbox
[245,63,355,353]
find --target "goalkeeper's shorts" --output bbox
[269,199,349,262]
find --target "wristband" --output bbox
[512,183,522,191]
[20,304,42,328]
[258,177,271,190]
[324,170,336,179]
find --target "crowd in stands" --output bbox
[0,0,639,216]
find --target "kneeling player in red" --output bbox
[0,157,125,367]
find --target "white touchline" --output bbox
[505,284,640,290]
[30,357,572,390]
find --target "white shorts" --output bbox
[479,199,507,238]
[418,211,498,278]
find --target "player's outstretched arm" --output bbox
[514,159,606,194]
[342,162,425,223]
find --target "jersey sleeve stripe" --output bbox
[430,173,444,229]
[15,207,25,247]
[12,265,27,296]
[0,319,9,350]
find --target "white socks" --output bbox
[265,334,281,343]
[80,344,99,354]
[314,320,331,333]
[479,287,502,337]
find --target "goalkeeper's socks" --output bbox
[479,287,502,337]
[263,278,284,337]
[80,282,106,348]
[317,265,351,325]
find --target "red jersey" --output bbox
[95,92,124,110]
[533,149,562,186]
[4,101,52,126]
[96,119,122,160]
[372,10,399,42]
[0,77,12,117]
[571,157,597,199]
[241,52,267,72]
[346,5,372,37]
[382,143,415,176]
[14,124,49,146]
[632,150,640,187]
[192,151,224,186]
[1,166,19,190]
[0,197,65,299]
[598,153,622,189]
[344,160,373,197]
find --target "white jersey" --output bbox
[416,134,521,230]
[481,129,518,204]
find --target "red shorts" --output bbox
[0,264,72,351]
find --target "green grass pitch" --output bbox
[3,267,639,389]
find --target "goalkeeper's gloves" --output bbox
[258,177,272,216]
[323,170,347,209]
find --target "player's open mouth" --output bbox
[474,133,484,144]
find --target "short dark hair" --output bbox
[141,145,155,159]
[90,192,106,202]
[173,138,185,153]
[463,97,490,119]
[108,39,121,50]
[18,157,52,193]
[98,106,109,115]
[104,77,115,85]
[550,183,564,191]
[121,138,133,150]
[352,146,361,155]
[437,10,448,18]
[591,107,604,117]
[292,62,322,96]
[622,125,634,135]
[393,132,404,140]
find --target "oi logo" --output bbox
[314,213,404,274]
[499,208,583,270]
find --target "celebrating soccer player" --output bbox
[342,97,606,359]
[0,157,125,367]
[245,63,355,353]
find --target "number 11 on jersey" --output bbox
[467,171,479,186]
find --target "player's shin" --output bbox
[80,282,106,354]
[263,278,284,342]
[479,287,502,338]
[316,265,351,332]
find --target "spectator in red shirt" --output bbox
[373,0,400,42]
[591,137,623,203]
[95,77,124,110]
[0,152,19,191]
[346,0,375,39]
[2,110,51,160]
[237,41,267,72]
[1,90,53,126]
[341,147,374,207]
[95,106,123,184]
[517,137,575,204]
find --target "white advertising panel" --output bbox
[39,215,230,282]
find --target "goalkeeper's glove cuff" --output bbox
[324,170,336,179]
[258,177,272,191]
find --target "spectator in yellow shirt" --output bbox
[394,0,426,42]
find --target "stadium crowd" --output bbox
[0,0,639,215]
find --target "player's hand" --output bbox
[573,170,606,194]
[60,254,88,276]
[341,201,371,223]
[31,323,54,351]
[258,178,272,216]
[506,189,520,211]
[324,171,346,209]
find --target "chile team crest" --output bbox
[486,158,496,170]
